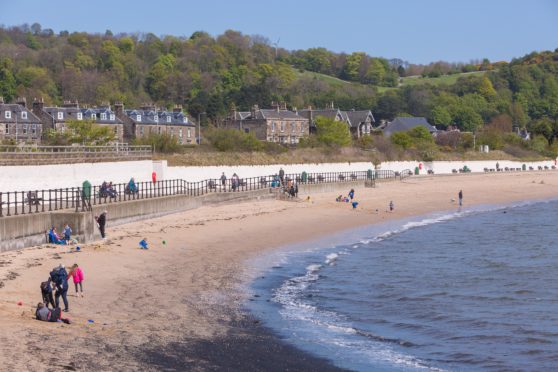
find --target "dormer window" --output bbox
[100,113,107,120]
[91,113,96,120]
[110,114,115,121]
[166,115,171,123]
[57,112,63,120]
[154,115,158,122]
[136,115,142,122]
[77,112,83,120]
[21,111,27,120]
[5,111,11,119]
[183,117,187,123]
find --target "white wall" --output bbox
[1,159,556,193]
[0,160,155,193]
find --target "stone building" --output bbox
[223,102,309,144]
[297,104,375,138]
[0,97,43,143]
[115,103,196,145]
[32,99,125,142]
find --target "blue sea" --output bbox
[248,199,558,371]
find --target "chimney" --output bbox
[16,97,27,108]
[32,97,44,114]
[251,104,259,118]
[271,101,279,111]
[280,101,287,110]
[114,102,124,117]
[140,102,155,111]
[62,99,79,108]
[173,104,182,113]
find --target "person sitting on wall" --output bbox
[125,178,138,194]
[99,181,109,198]
[106,182,117,198]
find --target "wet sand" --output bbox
[1,171,558,370]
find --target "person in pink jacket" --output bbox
[69,264,84,297]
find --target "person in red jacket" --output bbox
[152,171,157,184]
[68,263,85,297]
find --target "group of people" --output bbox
[36,263,85,324]
[99,181,118,198]
[220,172,241,191]
[48,224,73,245]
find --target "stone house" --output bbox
[115,103,196,145]
[223,103,309,144]
[296,107,344,135]
[297,105,375,138]
[0,97,43,143]
[32,99,125,142]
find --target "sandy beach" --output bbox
[1,171,558,371]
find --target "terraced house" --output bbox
[33,99,125,142]
[224,102,309,144]
[0,97,43,143]
[115,103,196,144]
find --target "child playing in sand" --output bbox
[68,264,84,297]
[139,238,149,250]
[63,224,72,244]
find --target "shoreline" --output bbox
[1,172,558,370]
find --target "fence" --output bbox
[0,144,152,165]
[0,169,397,217]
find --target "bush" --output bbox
[390,132,413,149]
[205,128,264,152]
[133,132,181,153]
[315,116,351,147]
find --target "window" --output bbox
[158,126,161,134]
[77,112,83,120]
[169,128,174,135]
[187,128,191,138]
[166,115,171,123]
[271,122,276,132]
[100,113,107,120]
[179,129,183,138]
[183,117,187,123]
[136,114,142,122]
[21,111,27,120]
[113,127,118,133]
[110,114,115,121]
[5,111,11,119]
[91,113,96,120]
[244,128,250,133]
[140,127,144,135]
[300,123,305,133]
[291,122,295,132]
[23,124,28,134]
[57,112,63,120]
[280,121,285,132]
[32,124,36,134]
[5,124,9,134]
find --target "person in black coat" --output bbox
[97,210,107,238]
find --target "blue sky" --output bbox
[0,0,557,64]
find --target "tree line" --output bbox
[0,24,557,146]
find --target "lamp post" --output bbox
[197,112,206,145]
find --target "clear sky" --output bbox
[0,0,557,64]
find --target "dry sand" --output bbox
[1,172,558,370]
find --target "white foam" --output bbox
[306,264,322,272]
[325,253,339,264]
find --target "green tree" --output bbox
[390,131,413,149]
[431,106,452,127]
[453,106,484,132]
[0,60,16,102]
[315,116,351,147]
[478,76,497,99]
[46,119,115,145]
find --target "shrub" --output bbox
[390,132,413,149]
[205,128,264,152]
[133,132,181,153]
[315,116,351,147]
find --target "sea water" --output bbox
[248,200,558,371]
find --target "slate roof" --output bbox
[124,109,194,126]
[343,110,375,128]
[383,117,437,136]
[0,103,42,124]
[81,108,123,124]
[258,109,305,120]
[297,108,343,122]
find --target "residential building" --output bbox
[383,117,437,137]
[115,103,196,144]
[33,99,125,142]
[223,102,309,144]
[0,97,43,143]
[297,104,375,137]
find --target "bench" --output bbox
[317,175,324,182]
[338,174,345,181]
[350,174,357,180]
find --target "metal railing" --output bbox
[0,144,152,165]
[0,170,397,218]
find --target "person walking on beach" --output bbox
[96,210,107,239]
[348,188,355,201]
[458,190,463,206]
[81,180,91,210]
[51,264,69,312]
[68,264,84,297]
[389,200,394,212]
